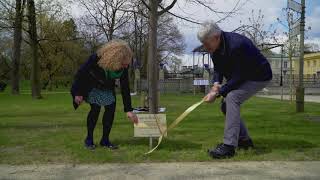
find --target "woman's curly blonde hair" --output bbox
[97,40,133,71]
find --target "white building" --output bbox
[267,54,299,76]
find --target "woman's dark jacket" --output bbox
[70,53,133,112]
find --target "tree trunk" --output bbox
[27,0,41,99]
[11,0,25,95]
[139,9,143,67]
[147,0,159,114]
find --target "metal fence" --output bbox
[271,74,320,87]
[136,76,320,95]
[137,78,195,94]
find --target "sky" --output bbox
[70,0,320,66]
[166,0,320,66]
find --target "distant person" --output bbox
[71,40,138,150]
[198,21,272,158]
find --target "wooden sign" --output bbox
[134,114,167,137]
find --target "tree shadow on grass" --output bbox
[114,138,202,150]
[252,138,317,155]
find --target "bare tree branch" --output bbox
[216,0,243,23]
[78,1,109,39]
[0,25,14,29]
[77,0,132,41]
[140,0,151,11]
[116,8,148,18]
[190,0,240,14]
[0,0,15,12]
[166,10,201,24]
[158,0,246,25]
[158,0,177,16]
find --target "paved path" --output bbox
[257,95,320,103]
[1,161,320,180]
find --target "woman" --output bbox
[71,40,138,150]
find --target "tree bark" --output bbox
[147,0,159,114]
[27,0,41,99]
[11,0,25,95]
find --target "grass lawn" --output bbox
[1,89,320,164]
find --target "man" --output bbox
[198,22,272,159]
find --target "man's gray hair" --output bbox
[197,21,222,42]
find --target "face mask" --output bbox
[105,69,124,79]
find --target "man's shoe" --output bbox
[238,138,254,150]
[100,139,119,150]
[208,143,235,159]
[84,138,96,150]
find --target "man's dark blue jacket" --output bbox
[211,31,272,97]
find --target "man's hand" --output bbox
[203,83,221,103]
[211,83,221,93]
[127,111,138,124]
[203,91,217,103]
[75,96,83,105]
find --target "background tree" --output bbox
[0,0,15,30]
[140,0,177,113]
[27,0,41,99]
[0,0,247,101]
[76,0,132,41]
[0,24,13,84]
[11,0,26,95]
[237,9,277,46]
[37,15,88,90]
[0,49,11,83]
[166,56,182,73]
[157,14,185,63]
[275,8,311,101]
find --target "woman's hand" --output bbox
[75,96,83,105]
[203,91,217,103]
[127,111,138,124]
